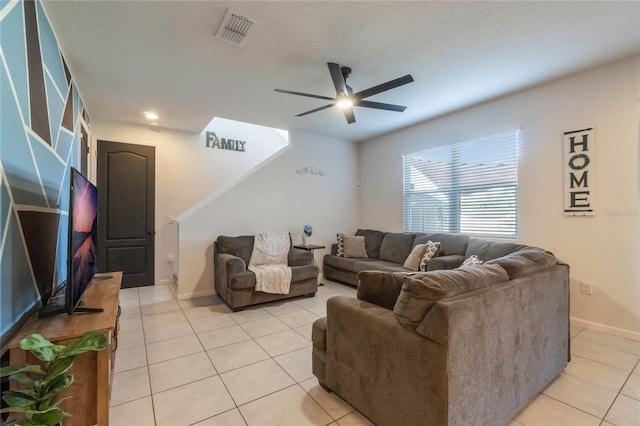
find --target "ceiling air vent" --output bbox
[215,10,255,47]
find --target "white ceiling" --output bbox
[42,1,639,142]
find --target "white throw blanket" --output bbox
[248,231,292,294]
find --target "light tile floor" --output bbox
[111,280,640,426]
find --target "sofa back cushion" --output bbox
[379,232,417,264]
[465,238,525,262]
[393,264,509,328]
[414,233,469,256]
[357,271,420,310]
[486,249,556,279]
[216,235,255,265]
[355,229,386,259]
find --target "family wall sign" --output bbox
[564,126,595,216]
[206,131,247,152]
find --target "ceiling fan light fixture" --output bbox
[336,97,353,109]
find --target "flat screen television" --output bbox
[39,168,103,317]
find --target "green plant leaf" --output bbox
[45,356,74,383]
[3,390,35,407]
[0,405,27,413]
[0,364,45,377]
[10,373,36,387]
[19,334,51,350]
[42,373,73,401]
[59,331,107,357]
[26,407,67,426]
[20,334,64,362]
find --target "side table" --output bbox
[294,244,326,286]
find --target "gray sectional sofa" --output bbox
[313,239,570,426]
[323,229,528,286]
[213,235,319,310]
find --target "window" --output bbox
[403,130,519,238]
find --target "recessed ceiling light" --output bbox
[144,112,159,120]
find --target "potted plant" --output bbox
[0,331,107,426]
[303,224,313,245]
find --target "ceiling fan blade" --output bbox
[342,107,356,124]
[295,104,335,117]
[274,89,334,101]
[353,74,414,100]
[328,62,348,96]
[357,100,407,112]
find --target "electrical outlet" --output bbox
[581,281,593,295]
[167,255,174,264]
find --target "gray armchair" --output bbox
[213,234,319,310]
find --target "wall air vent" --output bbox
[215,10,255,47]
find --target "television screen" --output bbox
[67,168,98,313]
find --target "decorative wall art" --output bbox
[296,166,326,176]
[205,131,246,152]
[564,126,595,216]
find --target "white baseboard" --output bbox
[570,317,640,342]
[176,288,216,301]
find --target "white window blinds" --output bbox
[403,130,519,238]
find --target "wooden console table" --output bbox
[6,272,122,426]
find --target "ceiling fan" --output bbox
[274,62,414,124]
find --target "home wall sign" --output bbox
[564,126,595,216]
[206,131,246,152]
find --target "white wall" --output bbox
[90,117,288,285]
[177,130,359,299]
[359,56,640,336]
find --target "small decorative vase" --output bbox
[302,235,308,246]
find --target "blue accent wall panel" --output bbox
[0,0,29,126]
[1,212,40,331]
[44,70,65,146]
[29,132,65,207]
[1,60,47,207]
[0,0,90,342]
[35,0,67,97]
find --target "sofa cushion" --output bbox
[343,236,368,258]
[381,265,414,273]
[379,233,417,264]
[465,238,525,262]
[414,233,469,256]
[419,241,441,271]
[393,264,509,328]
[324,254,375,272]
[403,243,426,270]
[355,229,386,259]
[357,271,421,310]
[486,249,556,279]
[217,235,255,265]
[353,260,401,273]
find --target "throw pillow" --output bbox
[418,241,441,271]
[336,233,345,257]
[343,236,368,258]
[462,254,483,266]
[403,244,426,271]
